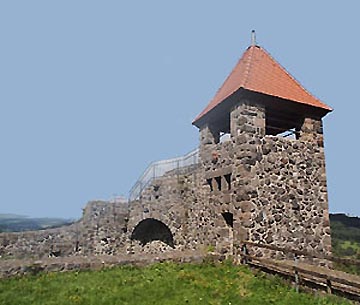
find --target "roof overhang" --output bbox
[192,88,332,129]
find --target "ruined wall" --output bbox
[80,201,129,255]
[126,165,200,254]
[0,223,80,259]
[0,201,129,259]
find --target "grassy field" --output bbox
[0,214,359,304]
[0,261,350,305]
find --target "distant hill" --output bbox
[329,213,360,275]
[0,214,74,232]
[330,213,360,244]
[0,214,27,219]
[330,213,360,230]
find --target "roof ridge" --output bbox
[243,46,255,88]
[260,46,324,105]
[211,48,248,102]
[192,47,251,122]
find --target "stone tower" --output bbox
[192,42,332,257]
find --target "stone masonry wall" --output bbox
[0,201,129,259]
[81,201,128,255]
[126,165,200,254]
[199,100,331,259]
[0,223,80,259]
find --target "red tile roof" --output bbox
[193,45,332,124]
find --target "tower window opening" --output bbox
[224,174,232,190]
[215,176,222,191]
[206,178,213,192]
[265,108,302,139]
[220,132,231,143]
[204,113,230,145]
[275,128,298,139]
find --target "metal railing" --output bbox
[129,148,200,201]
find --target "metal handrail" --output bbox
[129,148,200,201]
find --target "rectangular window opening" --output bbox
[224,173,232,190]
[274,128,298,139]
[219,132,231,143]
[215,176,222,191]
[206,178,213,192]
[265,108,302,140]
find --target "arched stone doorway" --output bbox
[130,218,175,248]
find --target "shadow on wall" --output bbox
[130,218,175,248]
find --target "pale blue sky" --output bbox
[0,1,359,218]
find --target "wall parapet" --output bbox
[129,148,200,201]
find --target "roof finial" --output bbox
[251,30,257,46]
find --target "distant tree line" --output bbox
[0,216,73,233]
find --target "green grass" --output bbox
[0,262,350,305]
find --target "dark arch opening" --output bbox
[130,218,175,248]
[222,212,233,228]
